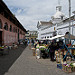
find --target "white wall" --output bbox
[37,19,75,40]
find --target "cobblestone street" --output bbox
[4,46,75,75]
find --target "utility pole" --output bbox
[69,0,71,34]
[58,0,60,5]
[68,0,71,43]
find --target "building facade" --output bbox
[25,31,38,40]
[37,4,75,40]
[37,21,56,40]
[0,1,26,46]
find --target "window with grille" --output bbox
[9,25,12,32]
[4,23,8,30]
[0,20,2,29]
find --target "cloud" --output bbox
[3,0,75,31]
[17,9,22,14]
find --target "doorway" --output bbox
[18,29,19,42]
[0,31,2,46]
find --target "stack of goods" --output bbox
[56,49,64,70]
[0,45,9,55]
[62,63,75,73]
[36,44,40,49]
[55,49,64,64]
[39,45,46,58]
[31,48,36,56]
[8,46,12,49]
[13,45,18,49]
[29,43,31,49]
[36,48,40,59]
[12,44,18,49]
[39,46,46,51]
[72,45,75,58]
[62,56,75,73]
[0,46,4,49]
[35,44,40,59]
[4,45,8,50]
[0,46,4,55]
[36,44,48,59]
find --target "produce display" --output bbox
[62,63,75,73]
[32,40,75,73]
[0,46,4,49]
[35,44,49,59]
[55,48,75,73]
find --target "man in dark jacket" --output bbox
[48,40,56,61]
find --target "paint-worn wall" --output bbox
[0,14,25,45]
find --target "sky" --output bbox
[3,0,75,31]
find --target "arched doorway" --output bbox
[0,20,2,45]
[65,32,69,44]
[0,19,2,29]
[4,22,8,31]
[0,31,2,46]
[18,29,19,42]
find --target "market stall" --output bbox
[0,45,9,55]
[48,34,75,60]
[48,34,75,73]
[35,41,49,59]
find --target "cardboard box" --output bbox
[31,48,35,56]
[67,66,73,73]
[62,64,66,71]
[73,67,75,72]
[64,66,68,72]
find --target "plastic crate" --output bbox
[57,64,62,69]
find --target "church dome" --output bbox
[51,5,66,23]
[53,11,65,19]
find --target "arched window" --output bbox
[61,16,63,20]
[65,32,69,44]
[13,27,15,32]
[0,20,2,29]
[20,31,22,34]
[45,36,46,38]
[53,32,57,36]
[15,27,17,33]
[9,25,12,32]
[4,22,8,31]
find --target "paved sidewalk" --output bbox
[4,46,75,75]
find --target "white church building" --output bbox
[37,4,75,40]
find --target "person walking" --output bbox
[31,39,34,46]
[27,39,30,45]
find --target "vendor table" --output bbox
[63,39,75,60]
[0,48,9,55]
[0,48,4,55]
